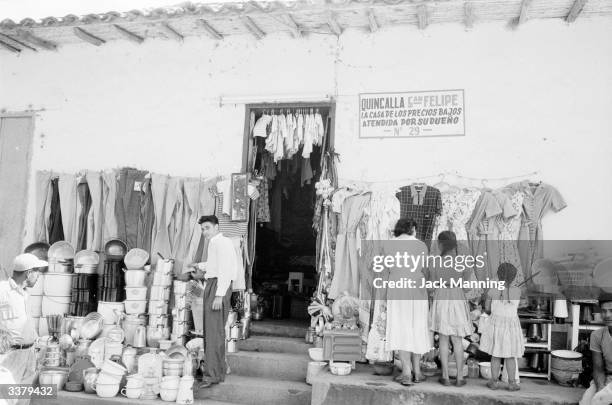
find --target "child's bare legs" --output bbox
[487,356,502,390]
[451,335,466,386]
[506,357,520,391]
[438,334,450,380]
[412,353,424,381]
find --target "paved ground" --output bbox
[310,368,584,405]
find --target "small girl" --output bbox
[480,262,525,391]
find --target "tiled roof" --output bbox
[0,0,610,52]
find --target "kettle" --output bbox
[133,325,146,348]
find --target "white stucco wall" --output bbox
[1,17,611,246]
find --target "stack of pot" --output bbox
[124,249,150,317]
[147,259,173,347]
[71,250,100,316]
[171,281,193,342]
[42,242,76,326]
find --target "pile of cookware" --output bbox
[146,258,173,347]
[171,281,193,342]
[99,239,128,302]
[70,250,100,316]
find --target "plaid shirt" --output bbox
[396,185,442,246]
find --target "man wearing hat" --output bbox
[0,253,47,393]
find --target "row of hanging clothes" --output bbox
[34,169,257,285]
[323,178,566,346]
[250,108,326,162]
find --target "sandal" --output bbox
[400,376,414,386]
[438,377,451,386]
[456,379,467,387]
[486,380,500,390]
[413,375,427,383]
[507,382,520,391]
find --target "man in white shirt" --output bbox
[0,253,47,404]
[187,215,237,388]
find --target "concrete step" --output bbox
[238,335,312,355]
[35,391,242,405]
[227,350,309,382]
[249,319,307,339]
[310,368,583,405]
[196,374,311,405]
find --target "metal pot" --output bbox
[227,311,238,325]
[527,323,543,341]
[124,270,147,287]
[229,324,241,340]
[226,340,238,353]
[150,285,170,301]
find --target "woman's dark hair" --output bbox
[393,218,417,237]
[198,215,219,225]
[437,231,457,256]
[497,262,518,285]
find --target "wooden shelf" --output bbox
[519,371,549,379]
[524,342,549,348]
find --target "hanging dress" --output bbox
[396,184,442,248]
[328,193,371,300]
[507,181,567,280]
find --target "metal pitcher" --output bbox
[133,325,146,348]
[240,318,250,340]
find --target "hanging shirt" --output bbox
[314,112,325,145]
[302,113,315,158]
[196,233,238,297]
[253,114,271,138]
[396,184,442,247]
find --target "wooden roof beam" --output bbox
[161,22,184,41]
[464,2,475,29]
[15,29,57,50]
[241,16,265,40]
[367,9,379,33]
[566,0,589,23]
[417,5,429,30]
[513,0,533,27]
[198,19,223,40]
[0,39,20,54]
[328,13,343,36]
[113,24,144,44]
[73,27,105,46]
[0,33,37,51]
[284,13,302,38]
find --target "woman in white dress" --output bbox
[386,218,432,386]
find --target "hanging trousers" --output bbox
[202,277,232,383]
[76,181,92,251]
[34,171,52,243]
[102,170,119,242]
[116,168,147,249]
[86,171,104,251]
[58,173,78,247]
[48,178,64,244]
[138,177,154,253]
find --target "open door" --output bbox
[0,114,34,279]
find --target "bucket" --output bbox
[43,274,73,296]
[98,302,125,325]
[551,350,582,372]
[42,295,71,316]
[306,361,327,385]
[28,295,43,317]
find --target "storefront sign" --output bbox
[359,90,465,138]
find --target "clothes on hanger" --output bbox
[396,184,442,248]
